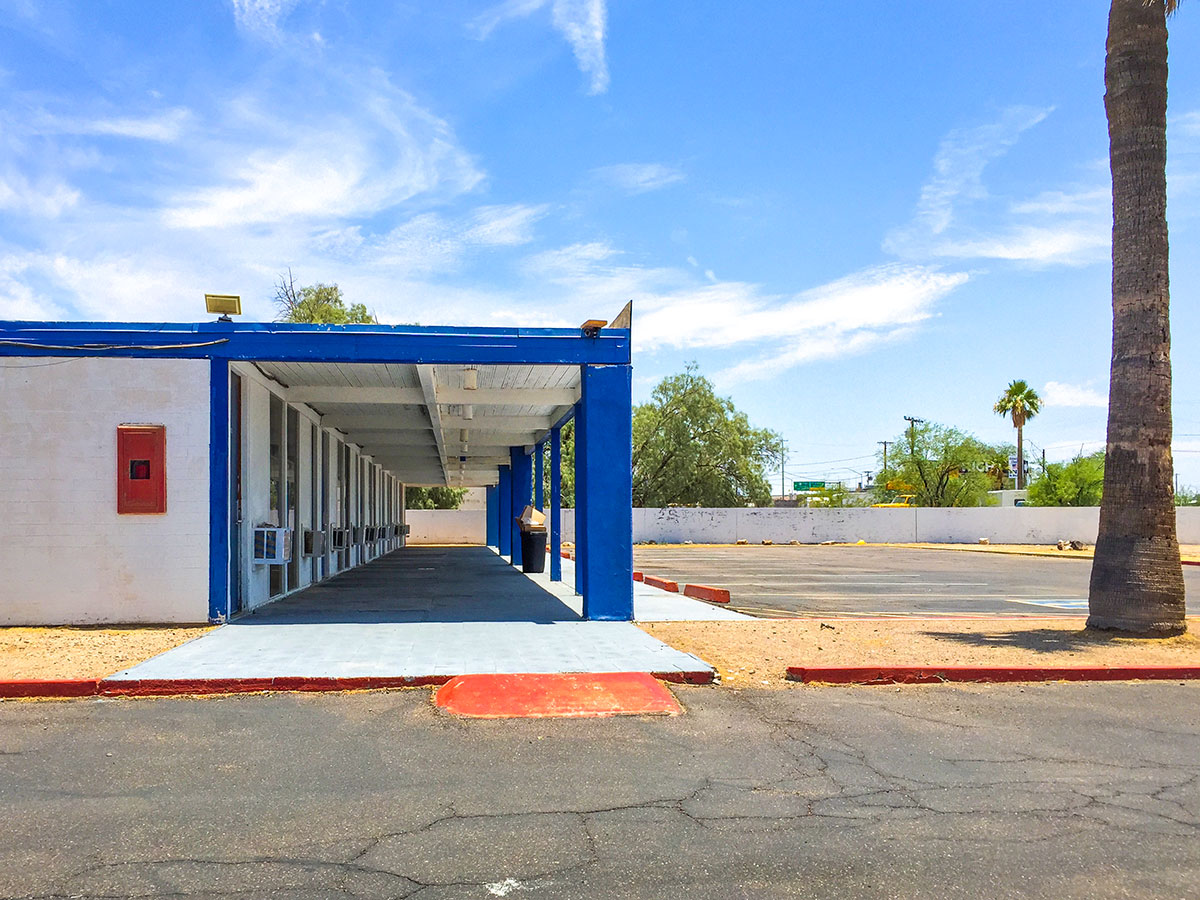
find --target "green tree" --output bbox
[875,421,1007,508]
[805,483,870,508]
[273,269,376,324]
[1174,487,1200,507]
[1089,0,1186,636]
[631,364,781,508]
[993,380,1041,490]
[1027,452,1105,507]
[537,421,576,508]
[404,486,467,510]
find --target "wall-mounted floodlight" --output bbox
[581,318,607,338]
[205,293,241,321]
[462,366,478,390]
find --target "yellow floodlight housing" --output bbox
[205,294,242,317]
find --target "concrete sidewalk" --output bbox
[108,547,721,682]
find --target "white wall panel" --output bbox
[0,357,210,624]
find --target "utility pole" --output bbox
[877,440,891,474]
[778,442,788,501]
[902,416,924,447]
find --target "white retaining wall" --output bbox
[554,506,1200,545]
[0,357,211,624]
[406,509,487,544]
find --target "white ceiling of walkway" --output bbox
[255,361,579,487]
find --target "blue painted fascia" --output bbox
[0,321,632,366]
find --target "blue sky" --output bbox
[3,1,1200,487]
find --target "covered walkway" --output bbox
[108,548,722,682]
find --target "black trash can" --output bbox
[520,529,548,573]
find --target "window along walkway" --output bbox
[108,547,723,682]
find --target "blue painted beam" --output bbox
[0,321,632,366]
[550,427,562,583]
[574,399,587,598]
[208,358,231,623]
[578,365,633,621]
[534,443,545,510]
[497,466,512,558]
[509,446,533,568]
[485,484,499,548]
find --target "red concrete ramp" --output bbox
[435,672,682,718]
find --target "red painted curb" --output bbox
[1,671,711,699]
[654,670,715,685]
[96,675,452,697]
[642,575,679,593]
[633,571,644,582]
[0,679,99,699]
[683,583,731,604]
[435,672,683,718]
[1183,560,1200,567]
[786,665,1200,685]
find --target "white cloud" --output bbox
[901,105,1051,238]
[551,0,609,94]
[929,222,1109,264]
[521,242,967,382]
[1043,380,1108,408]
[26,107,194,143]
[592,163,684,194]
[470,0,609,94]
[162,74,483,228]
[337,204,548,276]
[883,106,1109,267]
[1010,187,1109,217]
[229,0,300,39]
[0,171,79,217]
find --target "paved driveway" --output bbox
[634,545,1200,617]
[2,683,1197,899]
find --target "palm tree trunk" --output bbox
[1088,0,1185,635]
[1015,425,1024,491]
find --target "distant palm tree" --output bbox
[1088,0,1186,636]
[993,380,1041,491]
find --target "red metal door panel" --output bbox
[117,425,166,514]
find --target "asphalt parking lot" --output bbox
[2,684,1197,899]
[633,545,1200,618]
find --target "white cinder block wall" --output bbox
[0,357,210,624]
[556,506,1200,545]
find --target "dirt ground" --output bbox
[640,617,1200,688]
[0,627,212,680]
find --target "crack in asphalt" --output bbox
[4,688,1199,899]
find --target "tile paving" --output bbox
[109,547,723,681]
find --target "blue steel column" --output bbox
[578,364,633,620]
[573,402,587,597]
[208,358,231,623]
[485,484,499,548]
[498,466,512,558]
[509,446,532,568]
[550,427,562,582]
[535,443,544,509]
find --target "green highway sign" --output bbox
[793,480,826,491]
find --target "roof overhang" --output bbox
[0,319,631,488]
